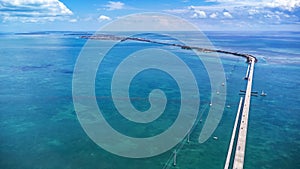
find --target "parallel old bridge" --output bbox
[82,34,258,169]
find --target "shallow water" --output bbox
[0,31,299,169]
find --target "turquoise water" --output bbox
[0,31,299,169]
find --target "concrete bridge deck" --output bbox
[232,58,255,169]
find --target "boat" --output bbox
[261,90,267,96]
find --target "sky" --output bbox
[0,0,299,32]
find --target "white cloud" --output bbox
[209,12,218,18]
[0,0,73,23]
[248,8,260,15]
[187,6,207,18]
[161,0,300,30]
[105,1,124,11]
[191,13,198,18]
[174,1,299,27]
[98,15,111,21]
[195,10,207,18]
[205,0,300,11]
[266,0,300,11]
[191,10,207,18]
[223,11,233,18]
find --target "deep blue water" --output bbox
[0,31,299,169]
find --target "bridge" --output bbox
[224,57,256,169]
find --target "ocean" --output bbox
[0,31,299,169]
